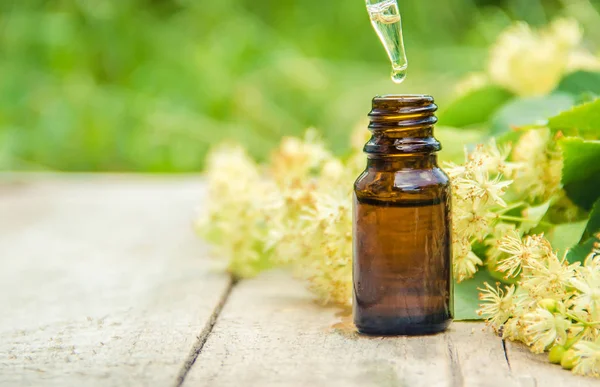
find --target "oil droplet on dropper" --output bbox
[366,0,408,84]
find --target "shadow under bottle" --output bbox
[353,95,453,336]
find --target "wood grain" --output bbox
[184,271,518,387]
[0,175,230,386]
[1,175,595,386]
[505,339,599,387]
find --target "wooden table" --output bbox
[0,175,596,387]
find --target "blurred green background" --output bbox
[1,0,598,171]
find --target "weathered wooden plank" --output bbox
[184,271,518,387]
[506,339,599,387]
[450,324,524,387]
[0,175,230,386]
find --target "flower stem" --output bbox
[564,328,586,350]
[566,313,600,327]
[498,215,553,227]
[496,202,526,214]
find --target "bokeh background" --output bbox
[1,0,599,172]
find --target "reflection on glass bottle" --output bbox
[365,0,408,84]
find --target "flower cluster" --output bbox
[197,129,359,305]
[197,120,567,301]
[444,140,516,282]
[478,233,600,377]
[511,128,563,203]
[456,18,600,97]
[196,144,280,278]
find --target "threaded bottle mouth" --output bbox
[369,94,437,129]
[365,94,441,156]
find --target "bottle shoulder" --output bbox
[354,167,450,202]
[355,166,449,188]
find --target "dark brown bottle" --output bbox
[353,94,452,335]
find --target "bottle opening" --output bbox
[365,94,440,156]
[369,94,437,129]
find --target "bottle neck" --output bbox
[364,95,441,161]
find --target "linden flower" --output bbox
[503,316,527,342]
[511,128,563,202]
[468,140,514,177]
[478,282,518,329]
[198,145,280,278]
[270,129,332,185]
[584,244,600,270]
[573,339,600,377]
[570,264,600,318]
[452,200,495,241]
[485,223,517,264]
[443,161,466,180]
[453,238,483,282]
[522,308,571,353]
[521,253,578,299]
[497,231,552,278]
[488,18,600,96]
[301,190,353,306]
[454,170,512,207]
[455,72,489,96]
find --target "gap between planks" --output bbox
[173,276,237,387]
[445,336,465,387]
[182,271,515,387]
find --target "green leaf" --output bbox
[496,128,525,146]
[454,268,497,321]
[556,71,600,96]
[438,85,514,128]
[547,220,588,258]
[560,138,600,210]
[582,198,600,242]
[548,99,600,137]
[522,201,551,233]
[567,234,600,264]
[490,93,575,135]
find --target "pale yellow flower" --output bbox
[488,18,600,96]
[584,245,600,269]
[270,129,332,185]
[198,145,280,278]
[454,72,489,96]
[484,222,517,264]
[573,339,600,377]
[478,282,518,329]
[301,189,353,306]
[454,170,512,207]
[570,263,600,319]
[503,316,527,342]
[443,161,466,180]
[511,128,563,202]
[521,253,578,299]
[522,308,571,353]
[453,238,483,282]
[567,50,600,73]
[497,231,552,278]
[468,140,513,176]
[453,200,494,241]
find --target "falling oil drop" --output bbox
[391,66,408,84]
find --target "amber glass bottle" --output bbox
[353,95,452,335]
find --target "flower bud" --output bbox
[538,298,558,313]
[560,349,579,370]
[548,345,566,364]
